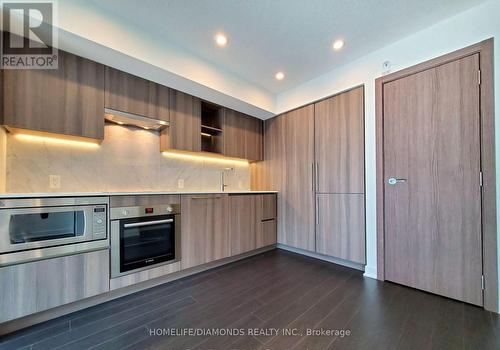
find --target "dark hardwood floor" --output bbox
[1,249,499,350]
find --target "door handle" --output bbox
[387,177,407,185]
[124,219,173,228]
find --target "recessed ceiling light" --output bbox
[215,33,228,47]
[333,39,344,51]
[275,71,285,81]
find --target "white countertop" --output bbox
[0,190,278,199]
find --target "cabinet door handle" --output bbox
[312,163,315,192]
[191,196,223,200]
[315,163,319,191]
[315,196,319,226]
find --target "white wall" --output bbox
[277,0,500,309]
[53,0,275,119]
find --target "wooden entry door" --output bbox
[383,54,483,306]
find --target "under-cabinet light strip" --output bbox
[14,134,100,148]
[162,151,249,165]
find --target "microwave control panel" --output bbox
[92,205,107,240]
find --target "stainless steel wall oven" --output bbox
[110,203,180,278]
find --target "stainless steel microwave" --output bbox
[0,197,109,266]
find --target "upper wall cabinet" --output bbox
[2,50,105,140]
[104,67,169,122]
[314,86,364,193]
[162,89,201,152]
[224,109,263,161]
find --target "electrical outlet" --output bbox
[49,175,61,189]
[238,181,243,189]
[177,179,184,189]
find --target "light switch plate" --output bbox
[49,175,61,189]
[177,179,184,189]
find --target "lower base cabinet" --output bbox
[0,249,109,323]
[315,194,365,264]
[258,194,278,248]
[229,195,259,255]
[258,219,277,247]
[181,194,230,269]
[229,194,277,255]
[181,193,277,269]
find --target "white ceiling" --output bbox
[87,0,486,94]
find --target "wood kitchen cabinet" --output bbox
[314,86,364,193]
[104,67,170,122]
[281,106,315,251]
[180,194,229,269]
[229,194,259,255]
[252,87,365,264]
[229,194,277,255]
[256,194,277,248]
[224,108,263,161]
[253,106,315,251]
[0,249,109,323]
[2,50,105,140]
[315,194,365,264]
[162,89,201,152]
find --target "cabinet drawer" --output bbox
[257,219,277,248]
[0,250,109,322]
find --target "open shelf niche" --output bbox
[201,101,224,154]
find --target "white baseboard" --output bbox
[276,244,365,271]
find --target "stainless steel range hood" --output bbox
[104,108,169,130]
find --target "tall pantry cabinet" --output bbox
[251,86,365,265]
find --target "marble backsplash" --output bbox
[3,124,251,193]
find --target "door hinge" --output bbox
[480,171,483,187]
[478,70,481,85]
[481,275,485,290]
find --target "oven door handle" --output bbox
[123,219,174,228]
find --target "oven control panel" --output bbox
[110,204,181,220]
[92,205,107,239]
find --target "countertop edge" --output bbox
[0,191,278,199]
